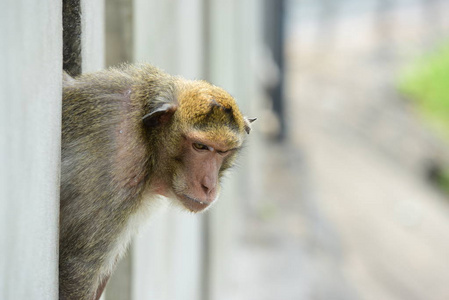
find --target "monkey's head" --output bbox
[143,80,255,212]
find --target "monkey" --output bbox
[59,63,255,300]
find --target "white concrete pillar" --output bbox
[0,0,62,299]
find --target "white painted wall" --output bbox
[0,0,62,299]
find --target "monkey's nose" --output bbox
[201,176,216,197]
[201,184,214,196]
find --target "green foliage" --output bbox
[437,168,449,194]
[398,42,449,194]
[398,42,449,141]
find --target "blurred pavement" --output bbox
[226,1,449,300]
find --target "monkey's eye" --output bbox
[216,150,229,155]
[192,143,211,151]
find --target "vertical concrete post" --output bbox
[0,0,62,299]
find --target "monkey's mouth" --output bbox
[178,194,210,212]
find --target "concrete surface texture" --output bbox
[224,1,449,300]
[0,0,61,299]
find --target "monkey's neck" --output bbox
[100,192,167,285]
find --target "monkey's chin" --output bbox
[177,194,211,213]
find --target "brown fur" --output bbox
[60,63,253,300]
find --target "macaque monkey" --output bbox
[60,64,255,300]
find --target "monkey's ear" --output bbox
[142,103,177,126]
[244,117,257,134]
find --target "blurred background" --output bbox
[2,0,449,299]
[104,0,449,299]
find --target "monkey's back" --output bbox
[60,64,173,300]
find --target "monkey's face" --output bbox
[171,129,242,212]
[146,80,255,213]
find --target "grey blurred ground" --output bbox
[226,1,449,300]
